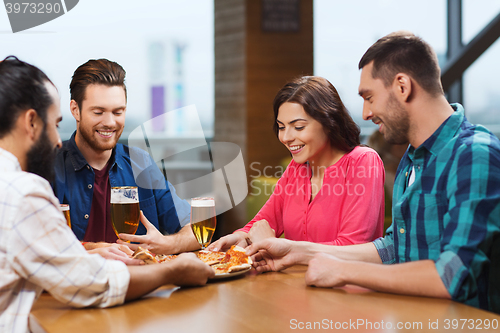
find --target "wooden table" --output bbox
[30,266,500,333]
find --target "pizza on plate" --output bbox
[211,245,253,274]
[197,250,226,265]
[131,245,252,275]
[132,247,177,264]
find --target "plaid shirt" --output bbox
[373,104,500,313]
[0,148,130,333]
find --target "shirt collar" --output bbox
[67,131,121,171]
[410,103,464,157]
[0,147,22,172]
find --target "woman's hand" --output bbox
[206,232,248,252]
[247,220,276,244]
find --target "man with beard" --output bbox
[53,59,199,255]
[0,57,214,333]
[245,31,500,313]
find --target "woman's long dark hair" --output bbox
[273,76,360,152]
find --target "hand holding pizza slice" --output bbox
[211,245,253,274]
[132,245,252,276]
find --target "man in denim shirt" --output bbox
[53,59,199,255]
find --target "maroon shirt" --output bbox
[83,161,118,243]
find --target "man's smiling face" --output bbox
[75,84,126,152]
[359,61,410,145]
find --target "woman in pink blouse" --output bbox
[209,76,385,250]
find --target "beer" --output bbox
[190,197,216,249]
[111,187,140,238]
[60,204,71,228]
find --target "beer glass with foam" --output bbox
[110,186,140,239]
[190,197,216,249]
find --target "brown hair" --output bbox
[70,59,126,109]
[273,76,360,152]
[358,31,443,96]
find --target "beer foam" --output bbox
[111,187,138,203]
[191,198,215,207]
[59,204,69,211]
[111,197,138,204]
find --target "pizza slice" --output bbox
[197,250,226,265]
[211,245,253,274]
[132,247,159,264]
[131,246,252,276]
[156,253,178,263]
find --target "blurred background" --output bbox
[1,0,499,236]
[0,0,215,138]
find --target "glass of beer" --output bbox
[60,204,71,228]
[190,197,216,250]
[110,186,140,240]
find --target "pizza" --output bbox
[155,254,178,263]
[197,250,226,265]
[131,245,252,275]
[211,246,253,274]
[132,247,159,264]
[132,247,177,264]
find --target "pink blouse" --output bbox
[238,146,385,245]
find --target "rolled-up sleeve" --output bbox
[435,141,500,304]
[373,226,396,264]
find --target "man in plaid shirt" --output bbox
[246,31,500,313]
[0,57,214,333]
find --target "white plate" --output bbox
[209,266,252,280]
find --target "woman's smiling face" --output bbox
[277,102,330,165]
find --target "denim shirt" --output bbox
[53,132,191,240]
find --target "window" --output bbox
[0,0,214,140]
[315,0,447,136]
[463,0,500,136]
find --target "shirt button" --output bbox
[84,214,89,219]
[88,184,93,189]
[86,165,90,170]
[400,228,405,234]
